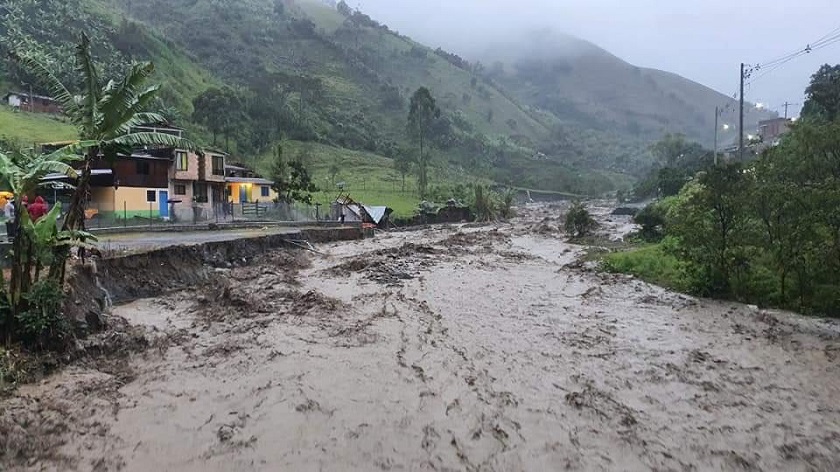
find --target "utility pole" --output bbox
[739,63,745,161]
[781,101,799,119]
[714,106,719,166]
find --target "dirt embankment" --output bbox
[3,210,840,471]
[62,228,363,331]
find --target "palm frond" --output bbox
[43,140,99,161]
[104,111,169,138]
[108,132,200,152]
[98,63,157,135]
[26,160,78,183]
[75,33,101,136]
[103,85,163,138]
[0,153,24,194]
[7,48,79,117]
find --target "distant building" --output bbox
[225,163,277,203]
[758,118,792,144]
[4,91,62,114]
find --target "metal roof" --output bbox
[41,169,113,181]
[5,91,57,102]
[225,176,274,185]
[363,206,389,224]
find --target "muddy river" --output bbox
[3,205,839,471]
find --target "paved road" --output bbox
[98,227,301,253]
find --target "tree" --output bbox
[634,202,667,242]
[564,201,597,238]
[11,33,197,280]
[270,144,317,205]
[192,86,245,149]
[666,163,751,296]
[801,64,840,122]
[393,150,414,193]
[269,143,289,198]
[337,0,352,16]
[407,87,440,199]
[650,133,704,167]
[328,159,341,187]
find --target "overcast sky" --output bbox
[357,0,840,117]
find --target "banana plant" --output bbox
[10,32,200,281]
[0,145,87,345]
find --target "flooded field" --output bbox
[3,205,839,471]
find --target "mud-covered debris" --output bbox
[440,230,510,250]
[328,243,440,286]
[283,290,344,318]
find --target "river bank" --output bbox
[2,204,839,471]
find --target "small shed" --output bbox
[4,91,62,114]
[332,194,392,227]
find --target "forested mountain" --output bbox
[0,0,770,195]
[470,29,777,148]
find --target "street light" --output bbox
[722,124,730,130]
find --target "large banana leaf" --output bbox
[74,33,101,138]
[98,62,157,134]
[108,132,201,152]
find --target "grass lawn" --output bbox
[257,140,423,218]
[602,243,686,291]
[0,106,76,144]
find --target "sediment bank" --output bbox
[63,226,363,334]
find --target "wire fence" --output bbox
[58,201,324,230]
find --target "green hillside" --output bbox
[0,0,760,202]
[0,106,76,144]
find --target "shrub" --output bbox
[17,279,69,350]
[564,201,597,238]
[634,203,666,242]
[498,188,516,220]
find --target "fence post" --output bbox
[123,201,127,227]
[149,202,152,227]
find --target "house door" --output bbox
[159,190,169,218]
[239,186,248,203]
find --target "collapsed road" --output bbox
[2,205,839,471]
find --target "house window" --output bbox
[175,151,188,171]
[193,183,208,203]
[136,160,150,175]
[146,190,156,202]
[212,156,225,176]
[261,186,270,197]
[174,184,187,195]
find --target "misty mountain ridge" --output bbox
[461,27,776,147]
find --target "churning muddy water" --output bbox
[3,205,839,471]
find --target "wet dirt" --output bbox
[3,204,840,471]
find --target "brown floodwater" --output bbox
[3,204,839,471]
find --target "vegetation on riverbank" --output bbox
[602,64,840,317]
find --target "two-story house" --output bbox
[43,124,232,222]
[169,148,227,220]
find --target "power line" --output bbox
[744,26,840,88]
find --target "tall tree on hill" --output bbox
[393,148,414,193]
[801,64,840,122]
[192,87,245,149]
[10,32,197,281]
[336,0,352,17]
[407,87,440,199]
[269,143,318,205]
